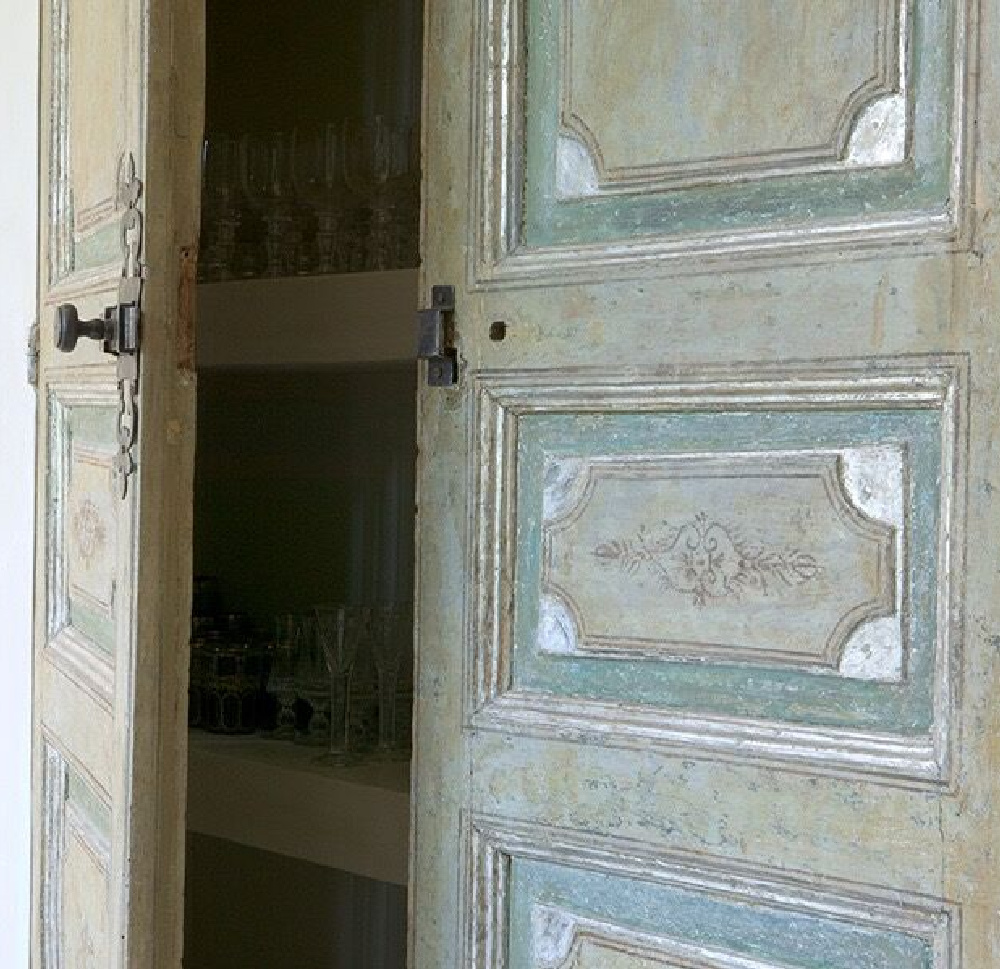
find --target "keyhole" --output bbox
[489,320,507,341]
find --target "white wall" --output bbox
[0,0,38,964]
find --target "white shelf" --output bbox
[196,268,418,369]
[186,731,411,886]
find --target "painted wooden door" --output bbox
[32,0,202,963]
[414,1,998,967]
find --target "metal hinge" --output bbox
[26,320,39,388]
[417,285,457,386]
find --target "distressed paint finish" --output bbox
[523,0,953,249]
[48,755,114,969]
[559,0,904,192]
[468,369,959,784]
[466,817,957,968]
[527,905,888,969]
[471,0,971,282]
[49,390,120,659]
[541,451,893,666]
[416,0,1000,966]
[32,0,203,961]
[538,445,909,683]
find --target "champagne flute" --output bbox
[312,124,346,274]
[267,614,300,740]
[314,604,364,764]
[262,130,295,276]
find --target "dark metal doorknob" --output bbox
[55,304,111,353]
[54,302,138,356]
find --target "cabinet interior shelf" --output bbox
[186,730,411,886]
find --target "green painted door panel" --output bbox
[414,1,997,966]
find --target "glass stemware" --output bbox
[372,604,410,759]
[199,134,240,281]
[267,614,301,740]
[234,133,269,277]
[341,117,376,272]
[292,614,328,744]
[311,124,349,274]
[199,114,420,280]
[314,604,365,764]
[262,131,296,277]
[289,127,322,274]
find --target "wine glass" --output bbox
[314,604,365,764]
[289,127,323,274]
[234,133,269,277]
[292,614,327,744]
[199,133,240,280]
[370,117,416,271]
[308,124,348,274]
[262,131,296,277]
[341,117,375,272]
[267,614,301,740]
[372,603,410,759]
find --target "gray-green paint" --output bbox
[524,0,955,247]
[508,857,933,969]
[514,407,943,733]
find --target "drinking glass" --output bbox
[289,127,323,274]
[262,131,296,277]
[292,614,328,744]
[267,614,301,740]
[234,133,269,277]
[341,118,375,272]
[314,604,365,764]
[367,117,395,272]
[307,124,346,274]
[372,604,410,759]
[199,133,240,281]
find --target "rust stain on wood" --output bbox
[177,245,198,372]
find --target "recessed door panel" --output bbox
[48,0,138,284]
[469,361,962,782]
[558,1,903,188]
[469,817,956,969]
[45,381,121,704]
[472,0,973,281]
[40,746,113,969]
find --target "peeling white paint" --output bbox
[532,906,577,967]
[840,446,905,682]
[845,93,907,167]
[543,455,589,523]
[538,593,579,655]
[556,133,600,199]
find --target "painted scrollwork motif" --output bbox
[71,498,107,567]
[595,512,820,607]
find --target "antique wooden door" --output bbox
[414,1,998,967]
[31,0,202,963]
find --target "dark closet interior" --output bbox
[184,3,421,965]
